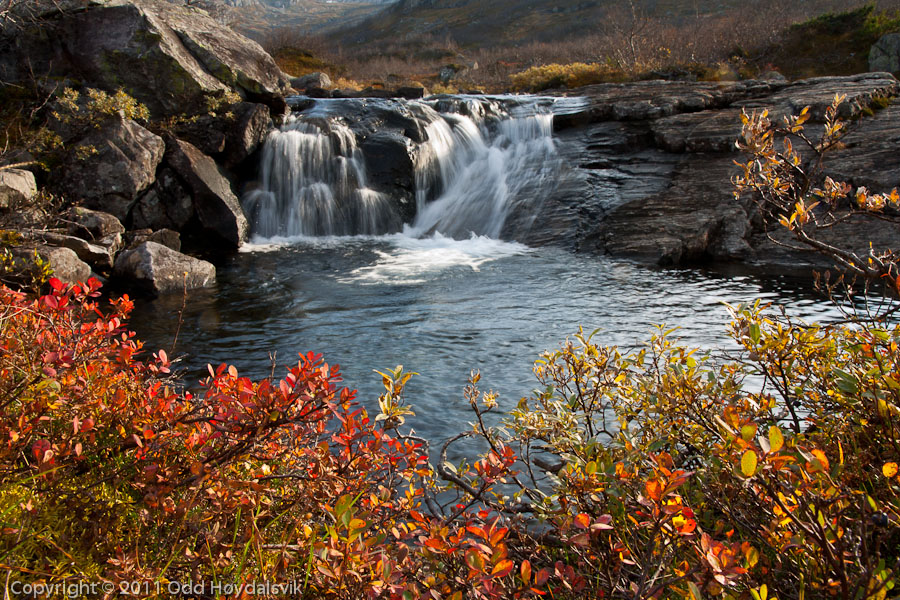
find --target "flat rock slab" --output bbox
[113,241,215,296]
[26,231,115,270]
[551,73,900,271]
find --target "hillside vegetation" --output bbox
[259,0,900,93]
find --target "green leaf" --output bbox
[688,581,704,600]
[749,323,761,344]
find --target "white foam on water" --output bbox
[342,232,531,285]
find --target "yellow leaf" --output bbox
[741,450,758,477]
[768,426,784,454]
[883,462,898,478]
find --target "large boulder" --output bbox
[0,168,37,209]
[1,0,291,117]
[164,137,248,247]
[53,117,164,222]
[290,72,331,91]
[113,241,215,296]
[870,33,900,74]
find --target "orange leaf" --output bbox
[520,560,532,584]
[810,449,830,472]
[491,559,514,578]
[645,479,663,502]
[883,462,898,478]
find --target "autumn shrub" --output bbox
[508,62,624,92]
[4,98,900,599]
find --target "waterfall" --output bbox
[242,119,400,238]
[242,96,565,242]
[408,110,558,239]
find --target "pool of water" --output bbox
[129,233,841,450]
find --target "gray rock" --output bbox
[127,228,181,252]
[164,137,248,247]
[10,245,92,284]
[27,231,115,270]
[97,232,124,255]
[1,0,291,117]
[290,72,331,91]
[439,65,466,84]
[557,73,900,272]
[0,168,37,209]
[652,109,744,153]
[113,241,215,296]
[66,207,126,241]
[870,33,900,74]
[53,117,165,222]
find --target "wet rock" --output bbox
[0,168,37,209]
[551,73,900,271]
[113,241,215,296]
[66,207,126,241]
[53,116,165,222]
[583,157,750,265]
[651,109,743,153]
[360,132,418,224]
[164,137,248,247]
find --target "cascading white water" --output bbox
[243,97,564,242]
[408,110,559,239]
[242,119,399,238]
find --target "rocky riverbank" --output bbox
[549,73,900,272]
[0,0,291,295]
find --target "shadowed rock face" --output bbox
[1,0,291,117]
[164,137,249,248]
